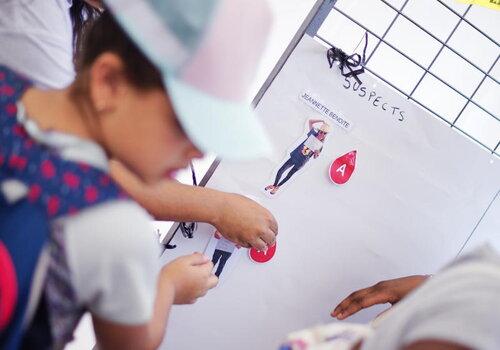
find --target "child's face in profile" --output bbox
[107,88,203,184]
[88,55,203,184]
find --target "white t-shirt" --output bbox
[1,102,160,346]
[303,133,322,152]
[362,245,500,350]
[0,0,75,88]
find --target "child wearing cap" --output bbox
[0,12,219,349]
[0,0,275,347]
[105,0,278,251]
[0,0,277,254]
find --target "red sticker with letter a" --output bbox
[329,150,357,185]
[249,243,276,263]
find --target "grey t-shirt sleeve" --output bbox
[362,246,500,350]
[401,265,500,349]
[62,200,161,325]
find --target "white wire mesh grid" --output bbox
[315,0,499,156]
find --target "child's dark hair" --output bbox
[70,1,101,61]
[76,10,164,90]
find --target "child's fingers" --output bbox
[269,217,279,236]
[191,260,214,277]
[200,260,214,275]
[332,287,388,320]
[207,275,219,290]
[251,237,268,251]
[188,252,211,266]
[235,240,251,249]
[193,275,218,301]
[260,228,276,247]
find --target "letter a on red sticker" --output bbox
[329,151,356,185]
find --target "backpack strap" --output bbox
[0,65,128,349]
[0,66,127,219]
[0,200,49,350]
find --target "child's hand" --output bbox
[331,275,429,320]
[212,193,278,251]
[162,253,218,304]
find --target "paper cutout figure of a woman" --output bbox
[265,119,330,195]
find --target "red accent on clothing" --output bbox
[27,184,42,202]
[0,85,15,97]
[84,186,98,203]
[47,196,60,216]
[5,103,16,116]
[1,85,15,97]
[12,124,28,138]
[8,155,27,170]
[79,163,90,172]
[63,172,80,189]
[41,159,56,178]
[99,175,111,186]
[0,242,18,330]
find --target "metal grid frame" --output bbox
[315,0,499,156]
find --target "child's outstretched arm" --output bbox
[110,160,277,251]
[92,253,217,350]
[331,275,428,320]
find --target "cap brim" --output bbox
[165,76,272,160]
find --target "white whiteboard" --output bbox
[159,35,500,350]
[460,193,500,254]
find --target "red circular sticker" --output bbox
[329,150,357,185]
[249,244,276,263]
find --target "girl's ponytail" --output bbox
[70,1,102,67]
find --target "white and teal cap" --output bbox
[105,0,273,160]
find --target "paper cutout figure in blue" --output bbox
[265,119,330,195]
